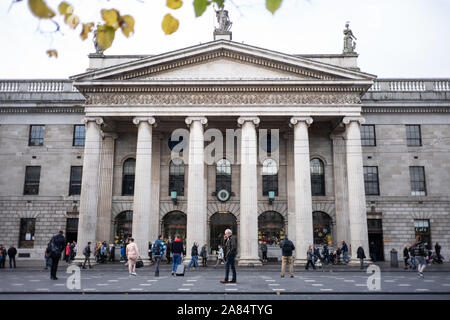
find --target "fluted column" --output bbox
[237,117,262,266]
[330,132,350,249]
[343,116,369,260]
[132,117,156,264]
[285,133,296,245]
[96,132,117,244]
[290,117,314,265]
[75,117,103,261]
[185,117,208,261]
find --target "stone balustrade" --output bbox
[368,79,450,92]
[0,80,77,93]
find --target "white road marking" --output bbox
[36,288,50,291]
[265,280,275,282]
[225,283,237,286]
[423,280,435,282]
[178,288,191,291]
[225,288,238,291]
[139,284,152,286]
[398,284,411,287]
[107,280,118,282]
[384,280,395,282]
[312,284,323,286]
[97,284,109,286]
[54,284,65,286]
[147,280,158,282]
[320,288,333,291]
[83,288,96,291]
[182,283,194,286]
[187,279,197,282]
[12,284,24,286]
[272,288,285,291]
[305,280,315,282]
[344,280,355,282]
[268,284,280,286]
[131,288,143,291]
[415,289,429,292]
[442,284,450,286]
[354,284,366,287]
[29,280,41,282]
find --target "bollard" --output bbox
[390,248,399,268]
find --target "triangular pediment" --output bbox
[71,40,376,82]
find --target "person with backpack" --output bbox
[82,242,92,269]
[357,244,366,270]
[341,240,349,264]
[403,244,410,270]
[48,231,65,280]
[322,244,330,265]
[414,236,427,278]
[305,245,315,270]
[170,235,185,276]
[215,245,225,267]
[200,244,208,267]
[279,236,295,278]
[409,243,417,270]
[152,235,166,276]
[188,242,199,270]
[7,245,17,269]
[261,242,268,263]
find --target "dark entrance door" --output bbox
[367,219,384,261]
[66,218,78,243]
[209,212,237,254]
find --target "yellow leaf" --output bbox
[97,25,116,51]
[101,8,120,30]
[28,0,56,19]
[46,49,58,58]
[166,0,183,10]
[119,15,135,38]
[80,23,94,40]
[65,14,80,29]
[161,13,179,35]
[58,1,73,15]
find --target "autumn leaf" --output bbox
[193,0,210,17]
[266,0,282,14]
[97,25,116,50]
[101,8,120,30]
[28,0,55,19]
[80,22,94,40]
[212,0,224,9]
[58,1,73,16]
[167,0,183,10]
[161,13,179,35]
[119,15,135,38]
[65,14,80,29]
[46,49,58,58]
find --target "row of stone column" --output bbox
[75,115,369,263]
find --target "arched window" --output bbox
[114,210,133,243]
[310,158,325,196]
[313,211,332,245]
[216,158,231,192]
[169,159,185,196]
[262,158,278,196]
[258,211,285,246]
[122,158,135,195]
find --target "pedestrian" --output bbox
[220,229,237,283]
[414,236,427,278]
[409,244,417,270]
[435,242,443,263]
[305,245,315,270]
[65,243,70,263]
[357,244,366,270]
[403,244,410,270]
[100,241,108,263]
[166,237,172,264]
[44,242,51,270]
[322,244,330,265]
[279,236,295,278]
[72,241,77,260]
[68,242,75,264]
[109,243,116,262]
[7,245,17,268]
[120,243,126,262]
[261,242,268,263]
[188,242,199,270]
[341,240,349,264]
[0,244,7,268]
[200,244,208,267]
[369,241,376,262]
[152,235,166,276]
[336,247,342,265]
[82,242,92,269]
[313,245,321,265]
[170,235,185,275]
[215,245,225,267]
[126,238,139,277]
[148,241,153,263]
[48,231,65,280]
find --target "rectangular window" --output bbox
[406,125,422,146]
[414,219,431,245]
[360,125,376,146]
[262,175,278,196]
[73,125,85,146]
[364,166,380,196]
[19,218,36,248]
[69,166,82,196]
[23,166,41,195]
[410,166,426,196]
[28,125,45,146]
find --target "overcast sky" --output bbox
[1,0,449,79]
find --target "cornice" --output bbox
[362,106,450,113]
[0,107,84,114]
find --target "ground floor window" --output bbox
[258,211,284,246]
[313,211,332,245]
[114,210,133,244]
[209,212,237,254]
[66,218,78,244]
[162,211,186,242]
[19,218,35,248]
[414,219,431,247]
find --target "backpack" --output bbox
[153,241,162,256]
[50,237,62,254]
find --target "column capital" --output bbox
[289,117,313,127]
[82,117,104,126]
[185,117,208,127]
[133,117,156,126]
[101,131,119,140]
[342,116,365,126]
[237,116,260,127]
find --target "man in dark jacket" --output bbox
[200,244,208,267]
[341,241,349,264]
[7,245,17,268]
[322,244,330,265]
[221,229,237,283]
[170,235,185,276]
[82,242,92,269]
[435,242,442,263]
[414,238,427,277]
[409,244,417,270]
[0,244,6,268]
[369,242,377,262]
[357,244,366,270]
[305,245,315,270]
[403,244,410,269]
[188,242,199,270]
[49,231,65,280]
[279,236,295,278]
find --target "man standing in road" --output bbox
[82,242,92,269]
[170,235,185,276]
[341,240,349,264]
[7,245,17,269]
[305,245,316,270]
[48,231,65,280]
[357,244,366,270]
[279,236,295,278]
[220,229,237,284]
[152,235,166,277]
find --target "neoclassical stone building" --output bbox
[1,37,449,264]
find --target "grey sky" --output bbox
[0,0,449,79]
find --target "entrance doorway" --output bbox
[114,210,133,244]
[367,219,384,261]
[258,211,284,246]
[65,218,78,243]
[209,212,237,254]
[162,211,187,241]
[313,211,333,245]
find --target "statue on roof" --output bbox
[343,22,357,54]
[93,26,104,55]
[215,7,232,32]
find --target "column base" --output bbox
[294,259,307,266]
[237,258,263,267]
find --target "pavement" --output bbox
[1,261,450,300]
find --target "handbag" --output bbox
[136,259,144,268]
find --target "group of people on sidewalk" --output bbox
[0,244,17,268]
[402,237,444,277]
